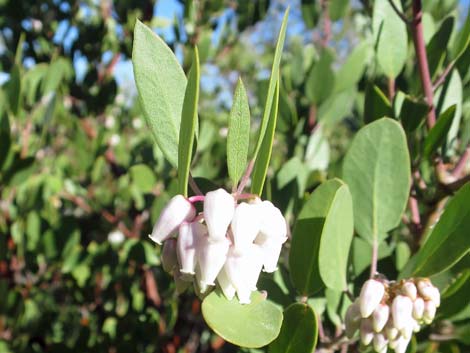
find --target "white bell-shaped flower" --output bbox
[417,280,440,306]
[392,295,413,330]
[203,188,235,242]
[224,245,264,304]
[372,333,388,352]
[385,320,399,340]
[257,237,287,273]
[359,279,385,318]
[161,238,178,273]
[402,281,417,300]
[257,200,288,241]
[149,195,196,244]
[372,303,389,332]
[392,336,411,353]
[196,234,230,291]
[217,267,236,300]
[177,222,204,275]
[423,300,436,324]
[360,318,374,345]
[231,202,261,255]
[412,297,425,320]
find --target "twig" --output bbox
[452,147,470,177]
[320,0,332,47]
[236,159,255,194]
[188,173,203,195]
[444,174,470,191]
[432,61,455,91]
[408,194,422,236]
[388,0,413,25]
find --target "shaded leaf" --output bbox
[364,83,392,124]
[423,105,456,159]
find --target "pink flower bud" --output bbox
[372,304,390,332]
[402,281,417,300]
[423,300,436,324]
[428,286,440,307]
[204,189,235,242]
[196,236,230,291]
[412,297,425,320]
[177,222,204,275]
[373,333,388,352]
[231,202,261,255]
[161,238,178,273]
[360,318,374,345]
[345,300,361,338]
[359,279,385,318]
[417,279,439,304]
[385,321,399,340]
[392,295,413,330]
[149,195,195,244]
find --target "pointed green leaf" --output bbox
[396,94,428,132]
[268,303,318,353]
[451,6,470,61]
[343,118,411,243]
[132,20,187,167]
[227,78,250,187]
[201,290,283,348]
[306,49,335,105]
[178,47,200,197]
[426,16,454,78]
[408,183,470,277]
[253,8,289,160]
[364,84,392,124]
[423,105,456,159]
[372,0,408,78]
[251,79,279,196]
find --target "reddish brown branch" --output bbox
[432,61,455,91]
[452,147,470,177]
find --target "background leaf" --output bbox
[201,290,283,348]
[227,78,250,187]
[342,118,411,243]
[423,105,456,159]
[364,83,393,124]
[178,47,200,196]
[268,303,318,353]
[132,20,187,167]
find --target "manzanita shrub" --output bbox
[1,0,470,352]
[132,1,470,352]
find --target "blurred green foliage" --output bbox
[1,0,470,352]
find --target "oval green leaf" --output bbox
[201,290,283,348]
[268,303,318,353]
[227,78,250,187]
[342,118,411,242]
[132,20,186,167]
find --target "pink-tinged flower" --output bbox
[360,318,374,345]
[391,336,411,353]
[231,202,261,255]
[392,295,413,330]
[385,320,399,340]
[412,297,425,320]
[161,238,178,273]
[196,235,230,292]
[423,300,437,324]
[373,333,388,352]
[224,245,264,304]
[203,189,235,242]
[417,280,440,306]
[372,303,389,332]
[359,279,385,318]
[149,195,195,244]
[345,300,361,338]
[177,222,204,275]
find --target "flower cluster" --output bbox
[149,189,288,304]
[345,278,440,353]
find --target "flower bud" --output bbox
[417,279,440,305]
[428,286,441,307]
[359,279,385,318]
[196,236,230,291]
[161,238,178,273]
[372,304,389,332]
[392,295,413,330]
[360,318,374,345]
[402,281,417,300]
[412,297,425,320]
[231,202,261,255]
[392,336,411,353]
[149,195,195,244]
[373,333,388,352]
[204,189,235,242]
[423,300,436,324]
[385,321,399,340]
[177,222,203,275]
[345,300,361,338]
